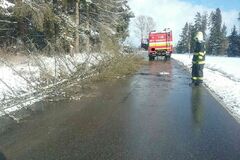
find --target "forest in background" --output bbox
[0,0,134,55]
[176,8,240,57]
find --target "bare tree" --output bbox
[134,15,156,41]
[145,16,156,35]
[134,15,146,41]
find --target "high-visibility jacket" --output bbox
[192,41,206,64]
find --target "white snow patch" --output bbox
[159,72,170,75]
[0,53,102,117]
[0,0,14,9]
[172,53,240,122]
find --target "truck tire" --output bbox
[149,56,151,61]
[164,55,171,61]
[165,55,169,61]
[149,55,154,61]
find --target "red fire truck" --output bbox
[148,29,173,60]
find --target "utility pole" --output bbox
[75,0,80,53]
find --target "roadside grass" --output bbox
[0,52,144,111]
[51,53,145,101]
[0,49,146,123]
[92,54,145,81]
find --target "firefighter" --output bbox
[192,31,206,86]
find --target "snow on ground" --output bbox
[172,53,240,122]
[0,0,14,9]
[0,53,102,117]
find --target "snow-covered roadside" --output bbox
[0,0,14,9]
[0,53,103,118]
[172,54,240,122]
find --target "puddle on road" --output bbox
[137,61,174,83]
[138,72,170,76]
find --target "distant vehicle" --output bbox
[148,29,173,60]
[141,38,149,50]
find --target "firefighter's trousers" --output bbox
[192,63,204,83]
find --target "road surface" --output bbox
[0,60,240,160]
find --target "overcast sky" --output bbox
[127,0,240,46]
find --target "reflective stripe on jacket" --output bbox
[192,41,206,64]
[192,77,203,80]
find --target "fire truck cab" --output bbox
[148,29,173,60]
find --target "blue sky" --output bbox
[183,0,240,11]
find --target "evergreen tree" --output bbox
[219,24,228,55]
[194,12,208,35]
[227,26,240,57]
[0,0,134,53]
[201,13,208,37]
[207,8,225,55]
[194,12,202,33]
[189,23,196,53]
[238,12,240,29]
[176,22,190,53]
[191,12,207,52]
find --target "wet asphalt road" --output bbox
[0,60,240,160]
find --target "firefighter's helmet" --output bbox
[195,31,204,42]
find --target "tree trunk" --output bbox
[75,0,79,53]
[86,4,90,53]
